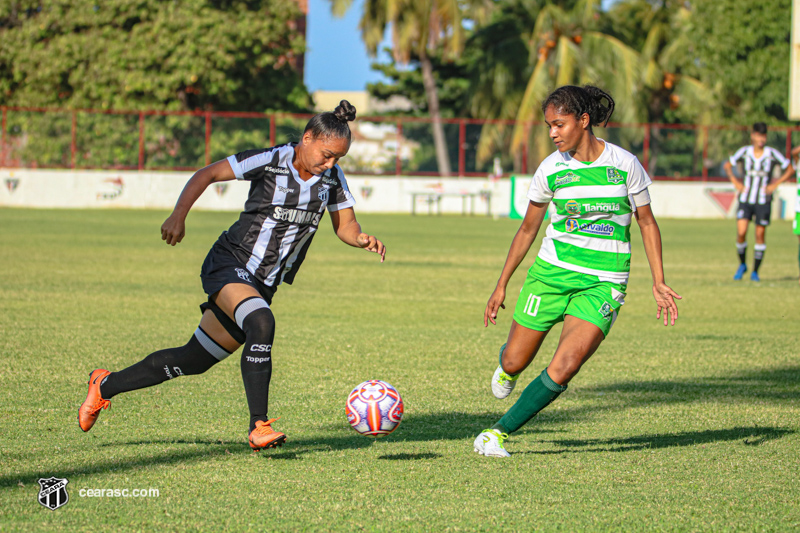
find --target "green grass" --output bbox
[1,208,799,531]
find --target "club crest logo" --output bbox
[565,200,580,216]
[38,477,69,511]
[598,302,613,320]
[96,177,124,201]
[214,183,228,197]
[360,186,373,199]
[318,185,329,202]
[235,268,251,282]
[5,178,19,193]
[606,168,624,184]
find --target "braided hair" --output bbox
[304,100,357,142]
[541,85,615,131]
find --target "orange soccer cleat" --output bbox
[248,418,286,451]
[78,369,111,432]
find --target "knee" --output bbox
[234,298,275,339]
[546,357,582,385]
[501,347,529,375]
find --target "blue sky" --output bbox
[304,0,620,92]
[305,0,391,92]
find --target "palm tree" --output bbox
[329,0,486,176]
[468,0,717,169]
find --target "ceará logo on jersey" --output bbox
[265,165,290,175]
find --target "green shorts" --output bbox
[513,259,627,337]
[794,211,800,235]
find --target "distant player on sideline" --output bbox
[723,123,794,282]
[79,101,386,450]
[473,85,680,458]
[792,144,800,285]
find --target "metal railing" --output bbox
[2,105,798,180]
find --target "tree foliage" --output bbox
[686,0,792,123]
[0,0,312,112]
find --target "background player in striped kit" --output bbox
[79,101,386,451]
[724,123,795,282]
[473,85,681,458]
[792,144,800,286]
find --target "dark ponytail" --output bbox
[304,100,357,142]
[541,85,615,130]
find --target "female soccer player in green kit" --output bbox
[792,144,800,286]
[473,85,681,458]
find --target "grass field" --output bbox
[1,208,799,531]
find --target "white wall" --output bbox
[0,168,797,220]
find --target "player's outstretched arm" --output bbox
[330,207,386,262]
[161,159,236,246]
[634,204,681,326]
[484,201,549,327]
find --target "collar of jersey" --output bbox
[560,138,608,167]
[287,143,322,189]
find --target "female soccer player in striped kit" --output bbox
[79,101,386,451]
[474,85,681,458]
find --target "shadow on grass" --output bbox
[3,365,797,488]
[580,364,800,404]
[518,426,793,455]
[378,453,441,460]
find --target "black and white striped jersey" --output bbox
[729,145,789,205]
[216,143,355,287]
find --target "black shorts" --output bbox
[200,243,276,304]
[736,202,771,226]
[198,244,277,344]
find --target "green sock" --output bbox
[494,368,568,434]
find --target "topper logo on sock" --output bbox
[245,355,271,364]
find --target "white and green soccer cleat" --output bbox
[491,365,519,399]
[474,429,511,458]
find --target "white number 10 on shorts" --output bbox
[523,294,542,317]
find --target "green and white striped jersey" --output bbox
[526,140,652,284]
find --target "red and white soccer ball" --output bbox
[345,380,404,437]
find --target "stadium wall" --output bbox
[0,169,797,220]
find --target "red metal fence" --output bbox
[2,105,798,180]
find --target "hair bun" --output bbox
[334,100,357,123]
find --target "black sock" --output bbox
[235,298,276,433]
[753,244,766,273]
[736,241,747,265]
[100,328,229,399]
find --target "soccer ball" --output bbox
[345,380,404,437]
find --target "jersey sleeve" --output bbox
[526,167,553,203]
[729,146,748,166]
[326,166,356,212]
[770,147,790,169]
[226,148,275,181]
[626,157,652,195]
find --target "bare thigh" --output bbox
[501,320,550,375]
[546,315,605,385]
[736,219,749,241]
[754,224,766,244]
[199,282,263,352]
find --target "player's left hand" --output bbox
[356,233,386,263]
[765,184,777,195]
[652,282,681,326]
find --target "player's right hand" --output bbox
[161,214,186,246]
[484,286,506,327]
